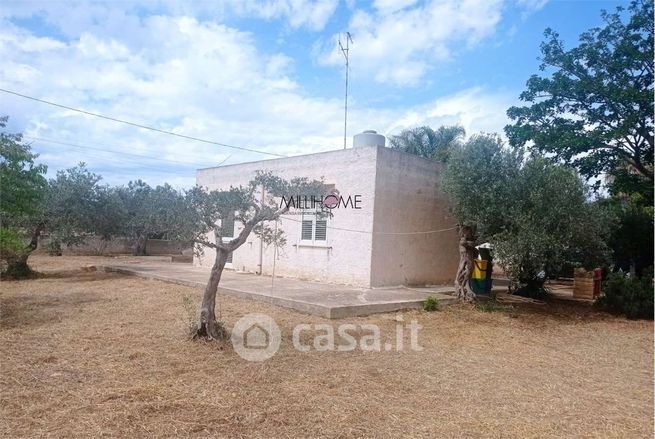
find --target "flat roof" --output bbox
[197,145,441,172]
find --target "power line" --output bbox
[0,88,286,158]
[23,135,230,168]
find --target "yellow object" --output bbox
[471,259,487,280]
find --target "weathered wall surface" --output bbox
[369,147,459,286]
[195,147,378,287]
[37,235,133,255]
[145,239,191,256]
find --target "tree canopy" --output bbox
[505,0,654,183]
[388,125,465,162]
[0,116,47,220]
[444,134,612,296]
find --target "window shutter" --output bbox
[301,220,314,240]
[315,219,327,241]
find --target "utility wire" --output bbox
[30,144,181,174]
[24,135,230,168]
[0,88,286,158]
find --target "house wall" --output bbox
[194,147,379,287]
[369,147,459,286]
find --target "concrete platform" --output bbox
[101,261,457,318]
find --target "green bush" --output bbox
[0,227,25,256]
[46,240,62,256]
[596,270,654,319]
[423,296,441,312]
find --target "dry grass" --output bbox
[1,256,652,438]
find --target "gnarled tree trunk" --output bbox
[4,254,33,279]
[195,247,230,339]
[192,204,280,340]
[454,225,479,302]
[3,224,43,279]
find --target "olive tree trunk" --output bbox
[194,219,259,340]
[195,247,230,339]
[4,254,33,279]
[454,226,479,302]
[3,225,42,279]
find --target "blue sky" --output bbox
[0,0,625,187]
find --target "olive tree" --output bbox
[444,134,612,298]
[184,172,325,340]
[0,117,47,277]
[1,159,103,277]
[116,181,188,255]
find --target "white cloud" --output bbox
[1,2,517,187]
[384,87,516,138]
[318,0,504,86]
[236,0,340,30]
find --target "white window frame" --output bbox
[299,209,328,246]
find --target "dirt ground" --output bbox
[1,256,653,438]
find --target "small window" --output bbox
[226,251,233,263]
[300,211,328,244]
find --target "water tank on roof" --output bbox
[353,130,386,148]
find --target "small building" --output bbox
[194,131,459,288]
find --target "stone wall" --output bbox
[37,235,190,256]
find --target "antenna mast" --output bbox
[339,32,353,149]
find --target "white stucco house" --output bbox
[194,131,460,288]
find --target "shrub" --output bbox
[423,296,441,312]
[46,240,62,256]
[596,269,654,319]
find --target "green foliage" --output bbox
[0,117,48,221]
[184,170,327,254]
[505,0,654,182]
[423,296,441,312]
[45,164,105,248]
[46,240,62,256]
[116,180,189,254]
[444,136,612,296]
[442,133,522,239]
[0,119,114,274]
[596,269,654,319]
[389,125,465,162]
[0,228,25,257]
[600,192,654,275]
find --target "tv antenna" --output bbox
[339,32,353,149]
